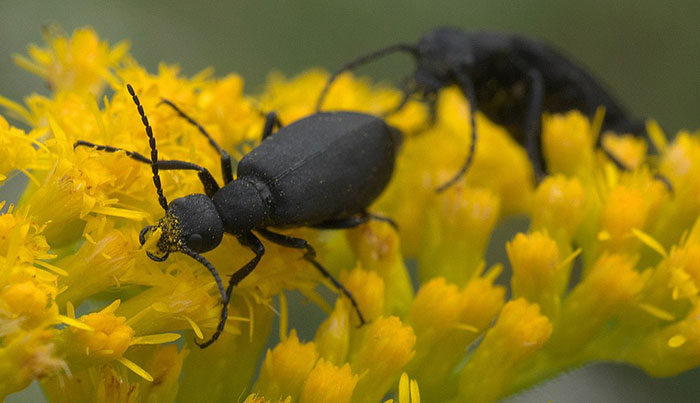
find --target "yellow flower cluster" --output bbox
[1,27,700,402]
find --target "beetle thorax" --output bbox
[213,178,270,236]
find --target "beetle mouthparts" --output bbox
[138,225,157,246]
[138,221,178,261]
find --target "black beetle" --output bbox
[317,27,654,190]
[75,84,400,347]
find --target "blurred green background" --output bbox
[1,0,699,402]
[1,0,699,132]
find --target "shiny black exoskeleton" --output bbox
[76,84,401,348]
[317,27,650,190]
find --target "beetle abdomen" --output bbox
[508,34,631,126]
[237,111,400,226]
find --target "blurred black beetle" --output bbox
[317,28,659,190]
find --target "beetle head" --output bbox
[413,27,476,96]
[140,194,224,261]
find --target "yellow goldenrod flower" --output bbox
[314,300,352,365]
[346,221,413,317]
[177,302,275,402]
[550,253,643,355]
[531,174,586,244]
[341,266,386,322]
[0,328,64,399]
[13,26,129,95]
[419,185,500,284]
[60,300,180,382]
[0,116,45,185]
[142,344,189,401]
[300,359,358,403]
[70,301,135,359]
[622,303,700,377]
[2,280,50,320]
[631,240,700,324]
[601,132,648,170]
[350,316,416,402]
[4,27,700,402]
[456,298,553,403]
[406,276,504,400]
[262,70,427,135]
[254,330,319,401]
[541,111,596,179]
[599,183,660,252]
[0,206,66,400]
[654,131,700,246]
[507,231,565,317]
[42,344,189,403]
[670,243,700,300]
[433,88,535,215]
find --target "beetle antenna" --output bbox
[181,246,227,303]
[180,245,228,347]
[435,72,478,193]
[316,43,417,112]
[127,84,168,211]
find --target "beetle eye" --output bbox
[187,233,204,250]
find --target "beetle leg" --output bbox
[435,69,479,192]
[522,69,545,180]
[425,94,439,126]
[381,77,415,117]
[159,98,235,184]
[181,246,227,334]
[312,212,397,230]
[510,57,546,180]
[261,112,282,140]
[196,231,265,349]
[255,228,316,255]
[255,228,367,327]
[366,213,398,229]
[316,43,417,112]
[595,120,673,192]
[598,137,674,193]
[157,160,220,197]
[381,89,412,118]
[73,141,220,197]
[229,232,266,295]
